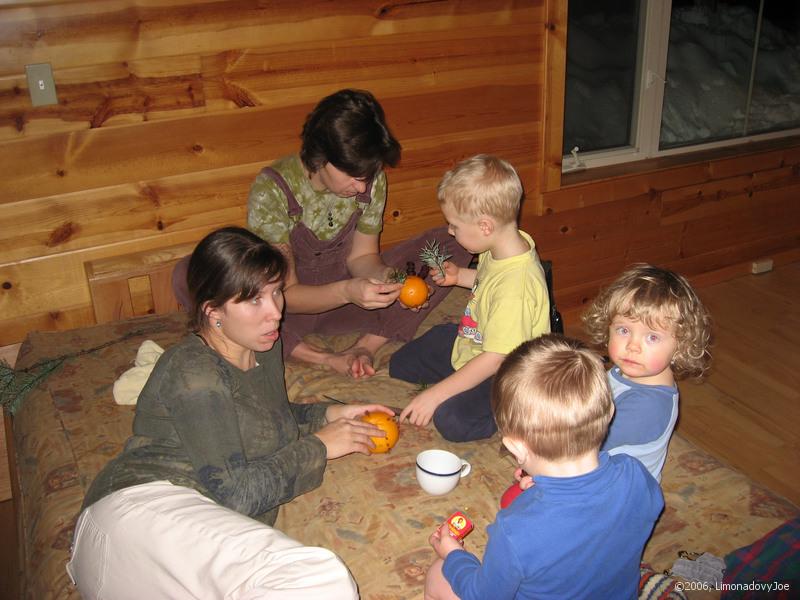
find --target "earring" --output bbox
[215,320,222,328]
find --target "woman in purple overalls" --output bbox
[176,89,469,377]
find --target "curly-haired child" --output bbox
[580,263,713,481]
[499,264,712,506]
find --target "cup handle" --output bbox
[459,460,471,478]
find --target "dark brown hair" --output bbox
[300,89,401,179]
[186,227,287,331]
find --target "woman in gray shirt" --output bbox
[68,227,392,599]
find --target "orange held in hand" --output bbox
[361,411,400,453]
[398,275,429,308]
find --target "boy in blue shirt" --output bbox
[392,155,550,442]
[424,334,664,600]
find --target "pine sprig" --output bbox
[0,324,172,415]
[387,268,407,284]
[1,358,64,415]
[419,240,451,276]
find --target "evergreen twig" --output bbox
[0,324,172,415]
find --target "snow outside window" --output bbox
[562,0,800,173]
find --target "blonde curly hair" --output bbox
[582,264,713,380]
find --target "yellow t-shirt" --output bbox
[450,231,550,370]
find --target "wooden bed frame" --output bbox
[84,242,195,324]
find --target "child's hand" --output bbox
[431,260,460,287]
[514,467,534,491]
[399,389,443,427]
[429,522,463,560]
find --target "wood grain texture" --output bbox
[540,0,566,194]
[677,262,800,505]
[0,1,547,345]
[1,0,799,346]
[85,241,193,322]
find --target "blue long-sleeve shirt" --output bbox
[442,452,664,599]
[602,367,679,481]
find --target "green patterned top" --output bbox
[247,155,387,244]
[81,334,329,526]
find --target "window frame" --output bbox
[560,0,800,174]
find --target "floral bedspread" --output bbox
[12,288,798,599]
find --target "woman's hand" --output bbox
[398,389,444,427]
[344,277,402,309]
[324,403,394,422]
[429,522,463,560]
[316,403,395,459]
[430,261,460,287]
[325,346,376,379]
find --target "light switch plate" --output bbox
[25,63,58,106]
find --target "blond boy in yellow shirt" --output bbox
[392,155,550,441]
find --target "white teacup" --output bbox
[415,449,471,496]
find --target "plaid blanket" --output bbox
[722,516,800,599]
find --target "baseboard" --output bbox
[688,247,800,289]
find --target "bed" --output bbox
[9,285,799,599]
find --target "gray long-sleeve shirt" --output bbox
[82,334,329,525]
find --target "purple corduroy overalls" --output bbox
[172,167,471,358]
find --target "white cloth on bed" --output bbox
[112,340,165,405]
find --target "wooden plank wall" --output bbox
[0,0,546,346]
[532,143,800,318]
[1,0,799,347]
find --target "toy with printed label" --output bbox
[446,511,474,541]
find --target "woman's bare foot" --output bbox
[328,346,375,379]
[289,335,389,378]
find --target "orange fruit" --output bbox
[398,275,429,308]
[361,411,400,454]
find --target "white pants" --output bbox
[66,481,358,599]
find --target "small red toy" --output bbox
[446,511,474,541]
[500,481,525,509]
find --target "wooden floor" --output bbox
[676,261,800,506]
[564,260,800,507]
